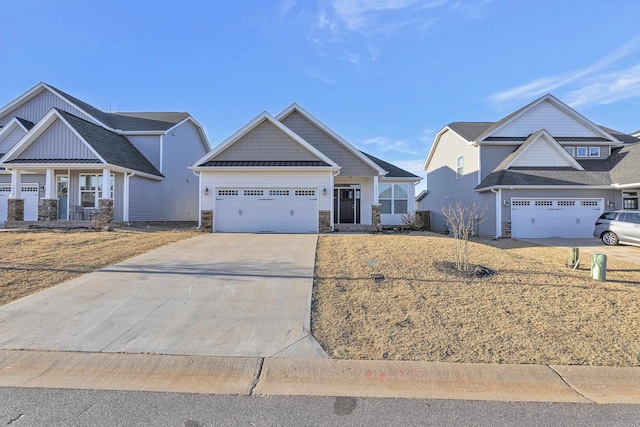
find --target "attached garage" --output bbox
[0,183,40,222]
[511,198,604,238]
[215,187,318,233]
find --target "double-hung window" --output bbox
[79,174,114,208]
[379,183,408,215]
[456,156,464,179]
[577,147,588,157]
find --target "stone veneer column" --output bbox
[38,199,58,221]
[7,199,25,222]
[372,204,381,232]
[201,210,213,232]
[318,210,331,233]
[501,221,512,238]
[98,199,114,223]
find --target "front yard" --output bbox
[0,227,198,306]
[312,233,640,366]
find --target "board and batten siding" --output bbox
[200,170,334,214]
[0,89,93,127]
[0,126,27,153]
[18,119,98,160]
[126,135,161,171]
[215,120,321,162]
[129,120,208,222]
[280,111,378,177]
[420,129,491,233]
[492,101,600,137]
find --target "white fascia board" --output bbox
[423,126,469,170]
[165,116,212,151]
[504,130,584,171]
[478,94,621,143]
[379,176,422,182]
[613,182,640,189]
[1,163,164,181]
[0,118,29,139]
[119,130,165,136]
[276,103,386,175]
[0,82,48,120]
[191,112,339,168]
[2,109,107,164]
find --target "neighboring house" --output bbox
[191,104,421,233]
[0,82,210,226]
[419,94,640,239]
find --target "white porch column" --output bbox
[102,168,111,198]
[9,169,22,199]
[45,169,56,199]
[373,176,379,204]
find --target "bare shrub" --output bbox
[401,212,424,231]
[442,202,486,271]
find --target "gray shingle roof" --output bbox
[57,110,162,177]
[16,117,35,130]
[476,142,640,189]
[48,84,188,132]
[447,122,494,141]
[361,152,420,179]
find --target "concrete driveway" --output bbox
[515,237,640,265]
[0,234,327,358]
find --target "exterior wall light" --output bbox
[322,187,328,196]
[504,200,510,207]
[204,186,209,195]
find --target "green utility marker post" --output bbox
[591,253,607,282]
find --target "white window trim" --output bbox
[379,183,409,215]
[589,147,600,157]
[79,173,114,208]
[576,147,588,158]
[456,156,463,179]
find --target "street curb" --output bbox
[1,350,639,404]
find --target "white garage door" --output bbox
[215,188,318,233]
[0,184,40,222]
[511,198,603,238]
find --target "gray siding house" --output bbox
[0,82,210,226]
[419,94,640,238]
[192,104,421,233]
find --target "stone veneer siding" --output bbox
[372,204,381,231]
[38,199,58,221]
[318,210,331,233]
[201,210,213,232]
[501,221,511,238]
[7,199,24,221]
[98,199,114,223]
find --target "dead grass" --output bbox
[0,227,198,306]
[312,233,640,366]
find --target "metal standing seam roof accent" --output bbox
[4,158,102,164]
[199,160,331,167]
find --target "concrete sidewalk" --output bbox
[1,350,638,404]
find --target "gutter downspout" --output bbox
[124,172,135,223]
[491,188,501,239]
[192,169,202,229]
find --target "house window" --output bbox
[456,156,463,179]
[379,183,408,214]
[564,147,575,156]
[79,174,114,208]
[589,147,600,157]
[577,147,588,157]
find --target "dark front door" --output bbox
[339,189,354,223]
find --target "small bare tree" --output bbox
[442,202,486,271]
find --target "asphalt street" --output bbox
[2,387,640,427]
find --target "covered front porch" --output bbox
[333,176,381,231]
[2,166,122,225]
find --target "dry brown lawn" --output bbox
[312,233,640,366]
[0,227,198,306]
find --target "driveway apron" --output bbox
[0,234,327,358]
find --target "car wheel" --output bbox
[602,231,619,246]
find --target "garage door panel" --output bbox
[511,198,603,238]
[0,184,39,222]
[215,188,318,233]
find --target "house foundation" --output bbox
[38,199,58,221]
[7,199,24,222]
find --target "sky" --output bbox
[2,0,640,193]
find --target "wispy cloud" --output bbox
[565,64,640,107]
[361,135,421,155]
[489,38,640,108]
